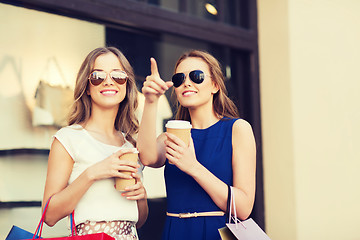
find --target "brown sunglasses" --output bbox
[88,70,128,86]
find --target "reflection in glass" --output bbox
[205,3,218,16]
[224,0,249,28]
[188,0,218,21]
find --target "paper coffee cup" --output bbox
[115,148,139,192]
[166,120,192,146]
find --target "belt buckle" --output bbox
[179,212,193,218]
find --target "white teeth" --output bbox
[102,90,116,94]
[183,91,195,96]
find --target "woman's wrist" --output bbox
[84,166,97,183]
[186,161,205,178]
[144,97,159,106]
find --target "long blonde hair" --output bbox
[174,50,239,121]
[68,47,139,146]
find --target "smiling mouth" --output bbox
[182,91,197,96]
[100,90,118,95]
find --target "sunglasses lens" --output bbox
[89,71,106,86]
[172,73,185,88]
[111,71,127,85]
[189,70,205,84]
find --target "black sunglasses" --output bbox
[171,70,207,88]
[88,70,128,86]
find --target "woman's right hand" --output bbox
[137,58,171,167]
[86,148,140,181]
[142,58,173,104]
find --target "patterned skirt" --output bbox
[76,220,138,240]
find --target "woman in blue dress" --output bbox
[138,50,256,239]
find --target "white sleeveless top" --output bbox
[53,124,141,225]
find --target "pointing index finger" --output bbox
[150,57,160,77]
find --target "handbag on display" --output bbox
[219,186,271,240]
[32,57,73,128]
[6,197,115,240]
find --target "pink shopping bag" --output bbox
[6,196,115,240]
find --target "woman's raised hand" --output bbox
[87,148,140,181]
[142,58,173,103]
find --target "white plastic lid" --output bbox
[165,120,192,129]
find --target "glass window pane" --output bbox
[148,0,179,12]
[224,0,249,28]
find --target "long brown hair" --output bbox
[68,47,139,146]
[174,50,239,121]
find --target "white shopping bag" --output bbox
[219,186,271,240]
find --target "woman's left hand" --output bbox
[121,173,147,201]
[164,132,200,175]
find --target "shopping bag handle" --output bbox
[228,186,247,229]
[32,196,77,239]
[70,211,76,236]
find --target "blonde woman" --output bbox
[42,47,148,240]
[138,50,256,239]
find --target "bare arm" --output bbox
[42,139,91,226]
[42,139,139,226]
[165,119,256,219]
[230,119,256,219]
[137,58,173,167]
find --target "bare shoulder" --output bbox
[49,138,73,164]
[232,119,254,136]
[232,119,256,150]
[231,119,256,169]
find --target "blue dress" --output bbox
[162,118,238,240]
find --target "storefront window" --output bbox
[0,1,262,238]
[106,27,251,121]
[134,0,250,28]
